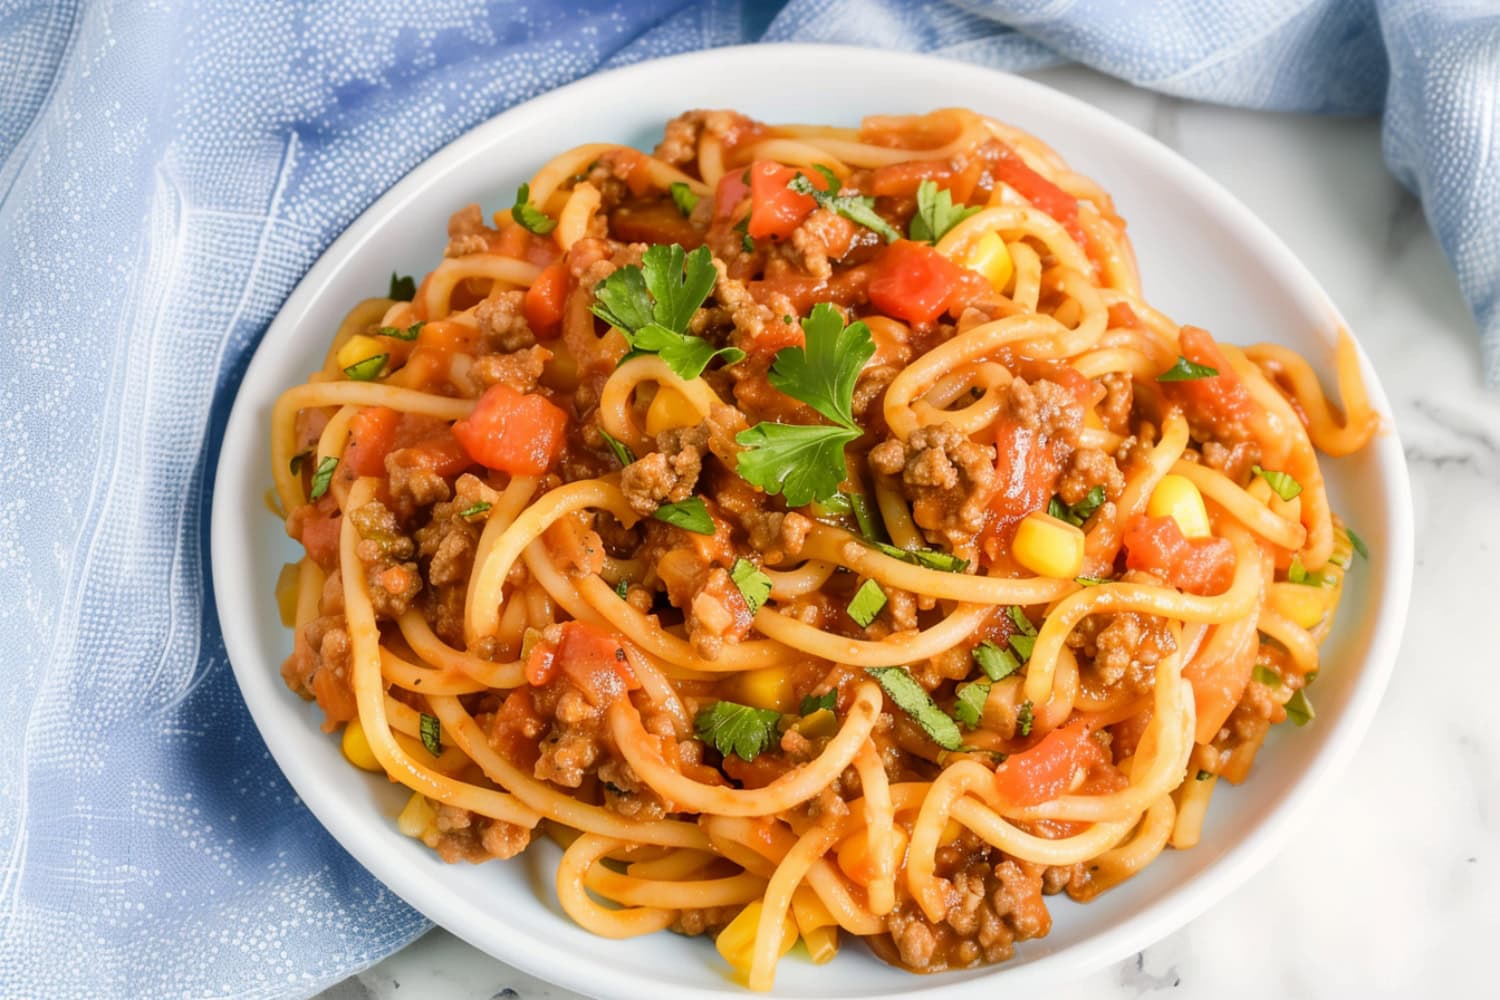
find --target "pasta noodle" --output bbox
[268,107,1377,985]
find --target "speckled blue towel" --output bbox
[1,2,1494,997]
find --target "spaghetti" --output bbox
[270,107,1378,986]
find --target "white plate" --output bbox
[211,44,1414,1000]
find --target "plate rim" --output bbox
[210,42,1415,1000]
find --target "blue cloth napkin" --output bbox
[2,2,1495,997]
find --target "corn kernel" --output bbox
[959,230,1013,292]
[396,792,437,838]
[939,818,965,846]
[336,333,385,372]
[340,719,382,772]
[645,386,700,436]
[1269,581,1332,629]
[791,886,835,934]
[1012,512,1085,579]
[732,666,797,713]
[1147,474,1211,539]
[715,901,796,972]
[836,826,910,887]
[802,925,839,964]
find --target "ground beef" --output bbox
[780,208,854,279]
[1096,372,1132,435]
[882,856,1052,972]
[1067,610,1177,690]
[533,686,605,788]
[852,364,899,423]
[867,422,997,554]
[693,259,777,346]
[582,150,642,213]
[471,344,551,394]
[741,510,811,566]
[423,803,531,863]
[685,565,755,659]
[475,290,536,352]
[385,449,452,520]
[619,423,710,516]
[1057,446,1125,507]
[445,202,489,258]
[413,475,490,641]
[675,906,738,937]
[349,499,422,619]
[1003,376,1083,447]
[1197,438,1262,482]
[653,109,747,166]
[280,613,349,699]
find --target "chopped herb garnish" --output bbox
[419,713,442,756]
[908,179,980,243]
[1347,527,1369,560]
[1284,689,1315,726]
[377,322,424,341]
[789,166,901,243]
[809,492,852,518]
[742,232,755,253]
[457,501,491,519]
[846,579,887,628]
[849,491,884,542]
[388,272,416,301]
[872,541,969,573]
[669,181,700,217]
[1006,606,1038,661]
[952,680,992,729]
[1008,606,1037,636]
[591,244,742,380]
[1157,356,1219,381]
[730,558,772,616]
[694,700,782,761]
[782,314,794,325]
[734,303,874,506]
[1252,465,1303,502]
[800,691,836,716]
[1075,576,1109,587]
[974,641,1020,681]
[289,450,311,476]
[865,666,964,751]
[308,456,338,500]
[343,353,388,381]
[1195,769,1213,781]
[615,579,630,600]
[1252,664,1282,687]
[1048,485,1105,527]
[1015,700,1035,737]
[511,182,556,234]
[597,427,635,466]
[652,497,714,535]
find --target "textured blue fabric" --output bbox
[1,2,1495,997]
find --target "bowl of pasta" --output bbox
[212,44,1413,998]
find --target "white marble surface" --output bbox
[323,65,1499,1000]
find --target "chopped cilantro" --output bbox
[419,714,442,756]
[872,541,969,573]
[908,179,980,243]
[308,456,337,501]
[865,666,963,751]
[1048,485,1105,527]
[652,497,714,535]
[973,641,1020,681]
[597,427,635,466]
[694,700,782,761]
[1252,465,1303,501]
[952,680,992,729]
[342,353,388,381]
[730,558,772,616]
[1284,689,1315,726]
[846,579,887,628]
[669,181,700,216]
[800,691,836,716]
[1157,356,1219,381]
[511,182,556,234]
[789,166,900,243]
[377,322,424,341]
[1015,699,1034,737]
[457,501,491,519]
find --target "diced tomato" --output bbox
[992,719,1104,807]
[344,406,401,477]
[867,239,966,325]
[1160,326,1257,437]
[991,143,1083,244]
[747,160,826,241]
[714,168,751,220]
[1123,515,1236,595]
[451,383,567,476]
[609,199,702,247]
[527,621,641,707]
[983,416,1059,547]
[1183,624,1257,745]
[1107,302,1140,329]
[523,262,569,339]
[292,493,342,570]
[491,689,543,769]
[311,664,357,729]
[387,430,473,481]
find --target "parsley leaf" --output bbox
[388,273,416,302]
[735,305,874,506]
[734,423,860,508]
[1284,689,1315,727]
[669,181,700,217]
[952,680,991,729]
[790,169,901,243]
[1048,485,1105,527]
[847,579,887,628]
[730,558,772,616]
[343,354,388,381]
[1006,606,1038,662]
[872,541,968,573]
[512,182,556,235]
[377,322,424,341]
[1252,465,1303,501]
[800,691,836,716]
[1157,356,1219,381]
[909,179,980,243]
[865,667,964,751]
[308,456,338,500]
[419,714,442,756]
[973,641,1020,681]
[652,497,715,535]
[457,501,491,519]
[1016,699,1034,737]
[695,700,782,761]
[590,244,740,380]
